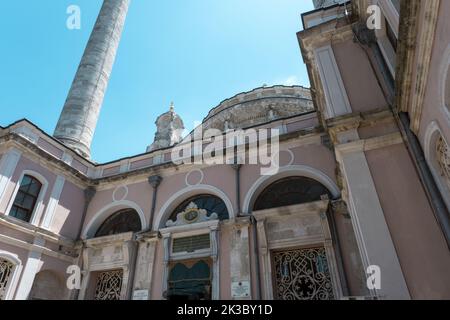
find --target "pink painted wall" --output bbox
[37,255,72,299]
[365,143,450,298]
[332,40,388,113]
[53,180,85,239]
[84,180,153,237]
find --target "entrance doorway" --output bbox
[167,259,211,300]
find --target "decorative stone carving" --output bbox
[166,202,218,227]
[436,135,450,189]
[147,102,185,152]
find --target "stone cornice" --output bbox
[395,0,440,134]
[327,108,396,144]
[0,213,76,247]
[409,0,440,133]
[253,200,330,220]
[335,132,403,157]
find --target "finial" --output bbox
[169,101,175,112]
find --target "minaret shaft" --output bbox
[54,0,130,158]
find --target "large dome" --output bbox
[201,85,313,132]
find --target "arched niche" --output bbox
[82,200,146,239]
[243,165,340,214]
[253,176,332,211]
[29,270,65,300]
[155,185,234,230]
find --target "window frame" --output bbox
[371,0,399,77]
[6,170,48,226]
[0,251,23,300]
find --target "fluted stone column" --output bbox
[54,0,130,158]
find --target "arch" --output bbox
[0,251,22,300]
[95,209,142,237]
[155,184,235,229]
[424,121,450,210]
[6,169,49,225]
[253,176,332,211]
[82,200,146,239]
[29,270,65,300]
[242,165,340,214]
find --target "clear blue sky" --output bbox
[0,0,313,163]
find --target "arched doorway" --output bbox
[161,194,225,300]
[252,176,341,300]
[0,258,15,300]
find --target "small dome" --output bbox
[147,102,185,152]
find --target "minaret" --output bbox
[147,102,185,152]
[312,0,347,9]
[54,0,130,159]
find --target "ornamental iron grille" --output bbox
[10,175,42,223]
[93,269,123,300]
[172,234,211,254]
[436,136,450,189]
[273,247,334,300]
[0,259,14,300]
[169,195,229,222]
[95,209,142,238]
[253,177,331,211]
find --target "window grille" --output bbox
[172,234,211,254]
[273,247,334,300]
[0,259,14,300]
[94,270,123,300]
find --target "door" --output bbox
[273,247,334,300]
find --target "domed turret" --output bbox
[147,102,185,152]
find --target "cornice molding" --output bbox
[409,0,440,133]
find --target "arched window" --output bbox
[9,175,42,223]
[169,194,229,223]
[95,209,142,237]
[425,123,450,211]
[0,258,14,300]
[253,176,331,211]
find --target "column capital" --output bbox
[148,175,163,189]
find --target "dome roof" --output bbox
[201,85,313,131]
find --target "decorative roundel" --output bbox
[185,169,204,187]
[112,185,129,202]
[182,207,200,223]
[273,149,295,168]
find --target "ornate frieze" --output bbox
[166,202,218,227]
